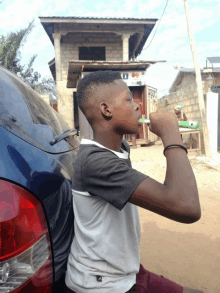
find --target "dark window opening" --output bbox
[79,47,106,61]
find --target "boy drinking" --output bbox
[65,71,202,293]
[174,104,188,122]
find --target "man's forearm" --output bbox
[162,132,201,218]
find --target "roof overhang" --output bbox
[66,60,166,88]
[48,58,56,81]
[207,56,220,64]
[39,16,158,59]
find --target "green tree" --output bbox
[0,18,57,100]
[0,19,35,75]
[18,53,57,100]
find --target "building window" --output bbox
[79,47,106,61]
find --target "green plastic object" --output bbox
[178,121,200,130]
[139,119,200,130]
[139,119,150,124]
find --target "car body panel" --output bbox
[0,65,77,153]
[0,124,76,284]
[0,65,79,292]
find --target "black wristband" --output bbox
[163,144,188,156]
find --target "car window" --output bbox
[0,66,79,153]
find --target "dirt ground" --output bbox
[130,143,220,293]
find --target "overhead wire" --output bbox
[142,0,169,51]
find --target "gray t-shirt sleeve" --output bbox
[81,149,148,211]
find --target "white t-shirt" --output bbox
[65,139,148,293]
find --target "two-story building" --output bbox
[39,16,165,144]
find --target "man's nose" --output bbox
[133,102,139,111]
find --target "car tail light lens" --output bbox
[0,180,53,292]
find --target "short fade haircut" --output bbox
[76,70,122,114]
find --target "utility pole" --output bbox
[183,0,212,157]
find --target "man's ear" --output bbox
[100,102,113,119]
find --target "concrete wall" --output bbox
[158,82,207,154]
[61,32,123,71]
[171,74,196,93]
[56,82,75,128]
[215,74,220,84]
[207,92,218,155]
[57,22,143,38]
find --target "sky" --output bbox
[0,0,220,98]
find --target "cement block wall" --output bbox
[158,83,207,154]
[56,81,75,128]
[206,92,219,155]
[60,32,123,80]
[171,74,196,92]
[57,22,143,37]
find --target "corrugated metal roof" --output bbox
[207,57,220,64]
[178,67,220,73]
[48,59,166,83]
[69,60,165,65]
[39,16,157,21]
[48,58,55,66]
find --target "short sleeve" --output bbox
[81,149,148,210]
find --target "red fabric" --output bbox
[134,264,184,293]
[66,264,184,293]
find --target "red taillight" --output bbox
[0,180,53,292]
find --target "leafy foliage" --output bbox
[0,17,57,100]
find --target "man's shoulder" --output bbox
[72,144,110,186]
[75,140,130,169]
[76,143,114,163]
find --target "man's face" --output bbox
[108,79,142,134]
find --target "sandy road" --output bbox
[130,143,220,293]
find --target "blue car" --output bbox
[0,65,80,293]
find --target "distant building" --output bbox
[169,67,220,94]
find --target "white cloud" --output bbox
[203,0,219,2]
[188,4,220,33]
[143,0,165,12]
[0,0,47,32]
[124,0,137,12]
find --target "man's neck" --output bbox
[93,131,123,152]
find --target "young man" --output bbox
[174,104,187,122]
[65,71,203,293]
